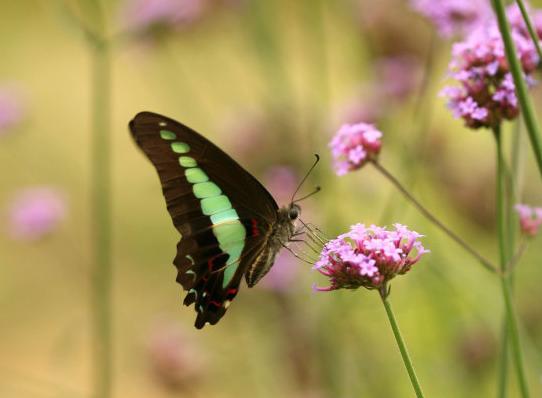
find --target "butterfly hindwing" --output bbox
[129,111,279,328]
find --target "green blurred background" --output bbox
[1,0,541,397]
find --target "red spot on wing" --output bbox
[251,218,260,237]
[209,300,223,308]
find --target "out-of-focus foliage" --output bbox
[0,0,541,397]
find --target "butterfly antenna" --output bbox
[290,154,320,204]
[294,186,321,203]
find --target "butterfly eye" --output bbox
[289,208,299,220]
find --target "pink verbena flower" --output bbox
[441,22,538,129]
[515,203,542,237]
[329,123,382,176]
[121,0,206,34]
[147,318,205,389]
[7,187,67,240]
[314,224,429,292]
[410,0,492,38]
[0,87,25,136]
[507,2,542,41]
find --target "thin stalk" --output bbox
[515,0,542,61]
[371,160,498,274]
[492,0,542,177]
[497,322,509,398]
[379,289,425,398]
[90,37,113,398]
[494,128,530,398]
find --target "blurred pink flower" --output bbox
[121,0,206,34]
[259,166,299,292]
[263,165,298,204]
[374,55,421,101]
[507,2,542,40]
[410,0,492,38]
[7,187,67,241]
[515,203,542,237]
[441,22,538,129]
[336,95,383,125]
[260,251,299,292]
[147,319,205,389]
[0,87,24,136]
[314,223,428,292]
[329,123,382,176]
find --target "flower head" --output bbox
[147,318,205,389]
[441,22,538,129]
[314,224,428,292]
[375,55,421,101]
[120,0,206,35]
[410,0,492,38]
[263,165,298,205]
[515,203,542,237]
[329,123,382,176]
[6,187,67,241]
[507,3,542,40]
[0,87,25,136]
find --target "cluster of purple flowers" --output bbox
[410,0,492,38]
[441,5,541,129]
[314,224,428,292]
[329,123,382,176]
[7,187,67,241]
[121,0,206,34]
[515,204,542,237]
[0,87,24,136]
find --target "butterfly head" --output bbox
[288,203,301,220]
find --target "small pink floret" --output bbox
[329,123,383,176]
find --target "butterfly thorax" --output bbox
[244,203,300,287]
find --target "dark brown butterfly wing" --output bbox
[129,111,279,328]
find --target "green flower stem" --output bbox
[379,289,425,398]
[515,0,542,61]
[90,37,113,398]
[494,128,530,398]
[497,321,509,398]
[491,0,542,177]
[371,161,498,274]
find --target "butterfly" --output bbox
[129,111,312,329]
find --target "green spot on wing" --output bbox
[185,168,209,183]
[201,195,232,215]
[212,222,246,287]
[160,130,176,140]
[210,209,240,224]
[179,156,197,168]
[171,141,190,154]
[193,182,222,198]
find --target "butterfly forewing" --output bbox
[130,112,279,328]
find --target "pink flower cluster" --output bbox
[7,187,66,241]
[121,0,206,34]
[329,123,382,176]
[410,0,492,38]
[314,224,429,292]
[0,87,24,136]
[507,3,542,39]
[441,21,538,129]
[515,204,542,237]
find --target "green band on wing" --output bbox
[171,141,190,154]
[212,222,246,287]
[160,130,176,140]
[185,168,209,183]
[179,156,197,168]
[201,195,232,215]
[175,154,246,288]
[193,181,222,199]
[210,209,239,224]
